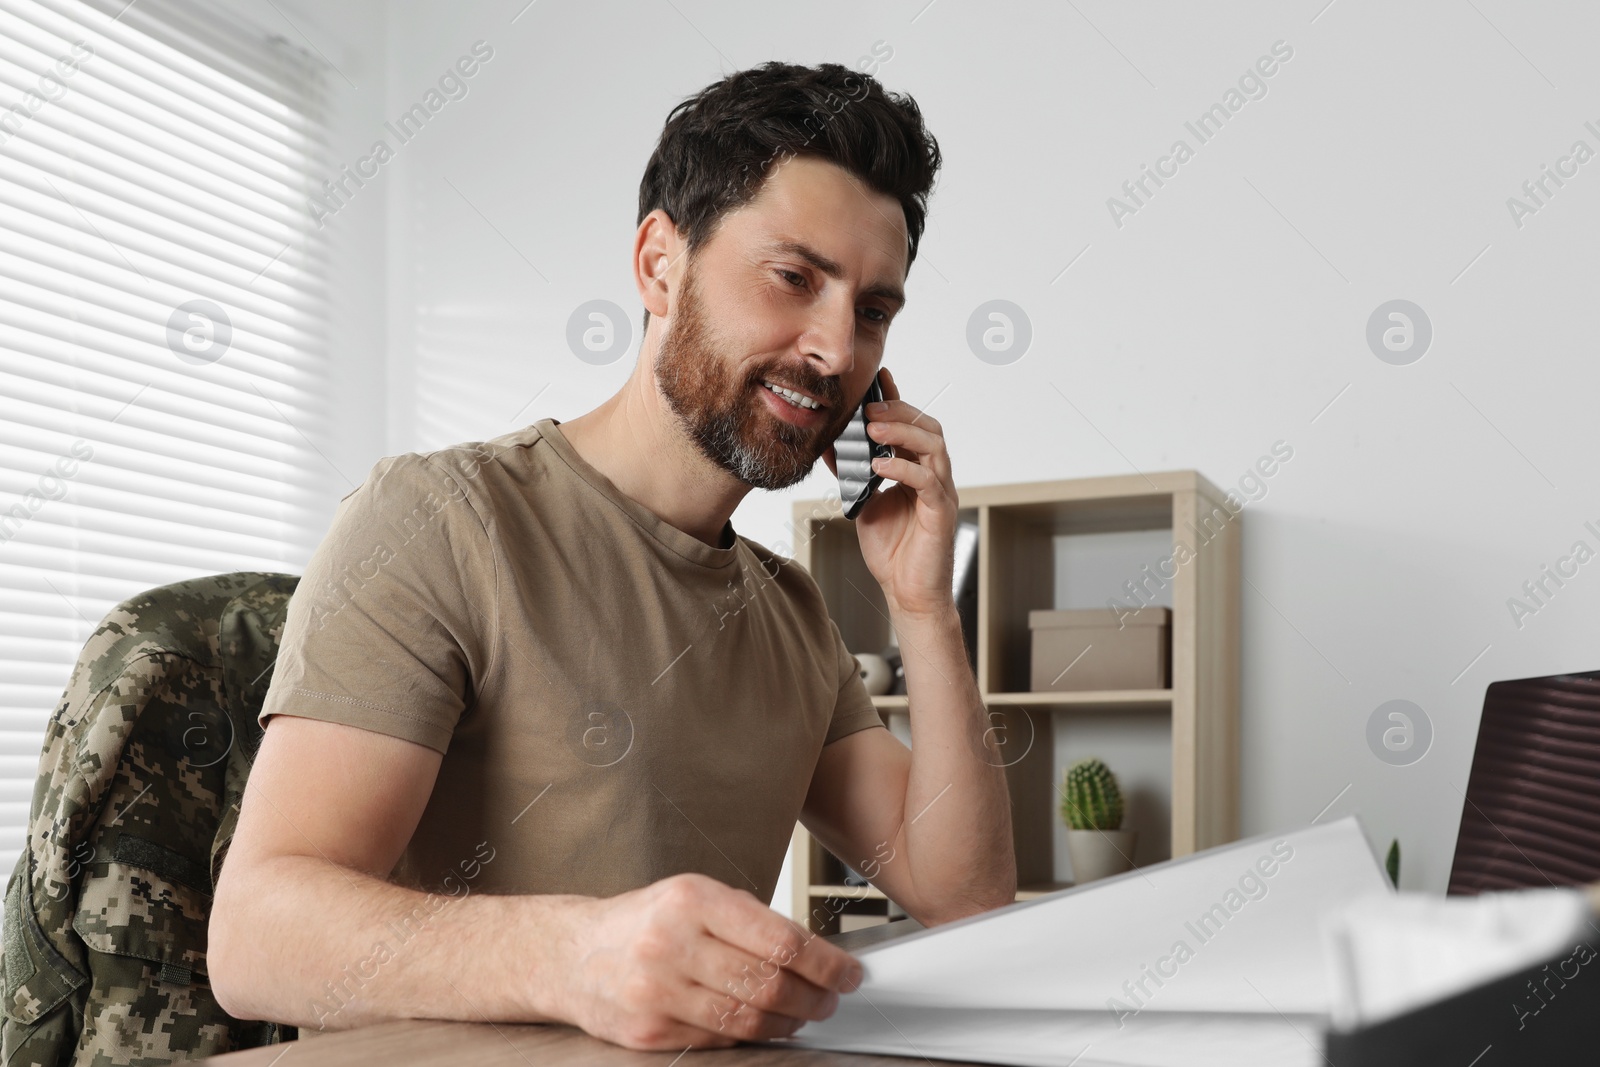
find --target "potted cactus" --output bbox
[1060,757,1137,883]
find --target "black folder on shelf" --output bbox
[1323,940,1600,1066]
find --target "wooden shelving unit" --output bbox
[787,471,1240,933]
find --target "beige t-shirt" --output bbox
[258,418,884,906]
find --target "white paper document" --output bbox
[772,817,1391,1067]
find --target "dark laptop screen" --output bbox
[1448,670,1600,894]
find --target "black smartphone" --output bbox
[835,372,893,520]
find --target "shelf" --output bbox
[809,881,1077,903]
[983,689,1173,712]
[984,495,1173,535]
[1015,880,1075,900]
[877,691,1172,712]
[788,471,1240,935]
[810,883,887,900]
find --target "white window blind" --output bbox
[0,0,331,872]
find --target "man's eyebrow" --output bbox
[764,239,906,311]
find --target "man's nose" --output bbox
[802,299,859,380]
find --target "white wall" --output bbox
[373,0,1600,908]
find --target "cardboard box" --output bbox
[1028,607,1169,692]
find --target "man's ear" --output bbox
[634,209,682,321]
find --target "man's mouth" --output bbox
[760,379,826,411]
[754,378,831,432]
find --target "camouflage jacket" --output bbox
[1,572,301,1065]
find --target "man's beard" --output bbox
[654,265,854,490]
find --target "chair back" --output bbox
[1,571,299,1065]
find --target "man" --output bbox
[209,60,1015,1051]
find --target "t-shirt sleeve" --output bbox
[824,618,886,745]
[258,452,496,754]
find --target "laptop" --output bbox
[1448,669,1600,894]
[1325,669,1600,1063]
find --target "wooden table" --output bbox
[197,920,983,1067]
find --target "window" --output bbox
[0,0,331,871]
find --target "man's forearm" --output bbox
[210,853,587,1031]
[891,604,1016,920]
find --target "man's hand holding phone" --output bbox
[557,872,863,1050]
[824,367,959,621]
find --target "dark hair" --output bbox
[636,60,941,336]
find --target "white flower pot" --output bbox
[1065,828,1138,884]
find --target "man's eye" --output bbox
[777,270,888,326]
